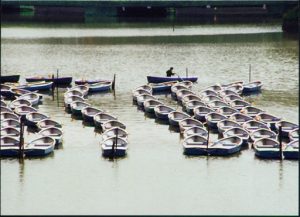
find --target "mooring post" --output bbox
[19,118,24,159]
[279,125,283,160]
[56,69,59,106]
[112,74,116,91]
[52,74,55,101]
[207,126,210,156]
[249,64,251,83]
[115,129,118,154]
[186,68,188,78]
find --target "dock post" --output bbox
[52,74,55,101]
[279,125,283,160]
[186,68,188,78]
[207,126,210,156]
[19,118,24,159]
[56,69,59,106]
[112,74,116,91]
[249,64,251,83]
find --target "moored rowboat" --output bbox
[147,75,198,84]
[24,136,55,157]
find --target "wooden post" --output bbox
[112,74,116,91]
[186,68,188,78]
[279,125,283,160]
[207,126,210,156]
[56,69,59,106]
[52,74,55,101]
[249,64,251,83]
[19,118,24,159]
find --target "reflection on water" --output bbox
[1,20,298,215]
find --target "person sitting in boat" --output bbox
[166,67,175,77]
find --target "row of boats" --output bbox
[132,79,298,159]
[1,89,63,157]
[63,85,129,157]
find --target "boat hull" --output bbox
[183,147,207,156]
[88,85,111,93]
[147,76,198,84]
[0,148,20,157]
[102,148,126,157]
[24,147,54,157]
[209,145,241,156]
[0,75,20,83]
[283,151,299,160]
[21,83,53,91]
[254,149,281,159]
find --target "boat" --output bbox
[255,112,281,130]
[177,80,194,89]
[178,118,203,133]
[101,137,128,157]
[44,76,72,85]
[217,119,240,134]
[1,106,13,114]
[18,93,40,106]
[14,105,37,118]
[207,100,228,110]
[184,100,206,115]
[176,89,196,102]
[202,95,223,103]
[250,129,277,142]
[143,99,163,113]
[181,94,202,106]
[224,84,243,95]
[171,84,189,99]
[147,75,198,83]
[64,90,84,98]
[25,112,49,127]
[193,106,214,122]
[283,140,299,160]
[223,94,243,103]
[9,99,32,110]
[149,81,178,92]
[0,136,20,157]
[39,127,63,145]
[240,106,265,118]
[209,136,242,156]
[242,120,270,133]
[102,127,128,141]
[229,99,251,110]
[216,106,239,117]
[223,127,249,145]
[75,78,110,85]
[229,113,252,124]
[136,94,156,108]
[81,107,103,122]
[182,135,208,155]
[204,84,223,93]
[168,111,190,126]
[242,81,263,94]
[132,89,152,101]
[11,88,35,97]
[1,112,20,121]
[275,121,299,138]
[24,136,55,157]
[0,75,20,83]
[70,101,90,116]
[154,105,175,120]
[88,81,112,93]
[221,81,244,88]
[199,90,218,98]
[205,112,227,130]
[68,85,89,96]
[1,127,20,138]
[183,126,208,139]
[1,119,20,128]
[16,81,53,91]
[37,119,62,130]
[135,85,152,94]
[102,120,126,132]
[253,138,280,159]
[64,95,85,111]
[0,84,14,99]
[26,76,72,85]
[93,112,118,129]
[289,128,299,142]
[219,89,239,98]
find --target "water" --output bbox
[1,20,298,215]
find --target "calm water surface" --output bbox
[1,21,298,215]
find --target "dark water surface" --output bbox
[1,21,298,215]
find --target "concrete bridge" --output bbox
[1,0,298,20]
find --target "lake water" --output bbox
[1,20,298,215]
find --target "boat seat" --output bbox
[256,145,278,148]
[1,143,18,146]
